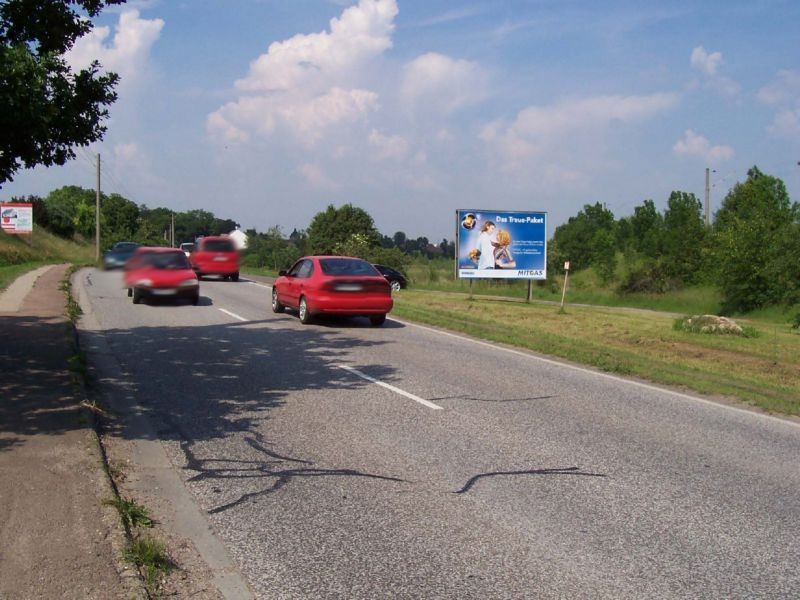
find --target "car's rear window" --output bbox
[200,240,235,252]
[141,252,192,270]
[319,258,378,276]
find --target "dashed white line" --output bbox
[338,365,443,410]
[218,308,248,322]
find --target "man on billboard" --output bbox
[477,221,497,269]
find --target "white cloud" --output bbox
[673,129,734,163]
[487,93,678,152]
[758,70,800,139]
[766,108,800,139]
[690,46,722,76]
[209,88,378,146]
[368,129,410,160]
[114,142,145,165]
[689,46,740,97]
[65,10,164,86]
[480,93,678,186]
[235,0,397,93]
[401,52,489,114]
[298,163,340,190]
[208,0,396,147]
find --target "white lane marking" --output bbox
[218,308,248,322]
[243,278,272,289]
[390,318,800,430]
[338,365,443,410]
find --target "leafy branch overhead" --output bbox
[0,0,126,185]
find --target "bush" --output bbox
[619,264,679,294]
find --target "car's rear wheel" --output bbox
[127,287,133,297]
[271,288,284,313]
[370,314,386,326]
[390,280,401,292]
[231,271,239,282]
[132,288,143,304]
[192,293,200,306]
[298,296,313,324]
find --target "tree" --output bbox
[661,191,706,282]
[629,199,663,258]
[44,185,94,237]
[551,202,616,271]
[392,231,407,250]
[713,167,799,312]
[307,204,379,255]
[590,229,616,283]
[102,193,139,244]
[0,0,125,185]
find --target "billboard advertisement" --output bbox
[1,203,33,235]
[456,210,547,279]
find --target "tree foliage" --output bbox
[307,204,380,255]
[551,202,616,271]
[712,167,799,312]
[0,0,125,184]
[661,191,706,283]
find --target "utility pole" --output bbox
[704,167,710,227]
[95,153,101,262]
[171,212,175,247]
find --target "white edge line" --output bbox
[388,317,800,430]
[218,308,248,322]
[338,365,443,410]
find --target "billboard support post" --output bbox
[560,261,570,311]
[527,280,533,303]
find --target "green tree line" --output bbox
[549,166,799,313]
[9,185,237,248]
[8,165,797,315]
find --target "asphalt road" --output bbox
[76,268,800,599]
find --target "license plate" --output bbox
[213,256,228,262]
[152,289,177,296]
[335,283,362,291]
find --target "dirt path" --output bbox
[0,264,141,599]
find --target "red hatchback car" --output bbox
[190,236,240,281]
[124,247,200,305]
[271,256,393,326]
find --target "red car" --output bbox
[271,256,393,326]
[190,236,240,281]
[124,247,200,305]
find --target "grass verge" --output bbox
[393,290,800,416]
[104,496,154,529]
[123,535,175,597]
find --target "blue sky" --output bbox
[3,0,799,241]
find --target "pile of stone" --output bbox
[680,315,744,335]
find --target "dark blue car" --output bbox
[102,241,141,270]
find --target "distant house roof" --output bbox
[228,228,248,250]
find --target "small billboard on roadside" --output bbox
[1,203,33,235]
[456,209,547,279]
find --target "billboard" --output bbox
[1,203,33,235]
[456,210,547,279]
